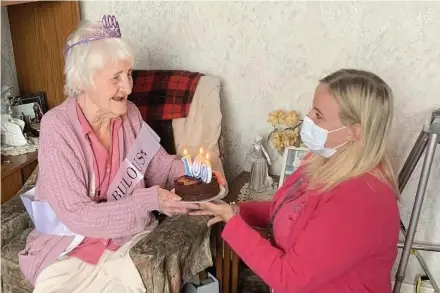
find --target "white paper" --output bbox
[20,188,76,236]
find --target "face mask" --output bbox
[300,116,347,158]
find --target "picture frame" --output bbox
[11,92,47,119]
[278,146,309,188]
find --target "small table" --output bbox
[215,171,275,293]
[1,151,38,204]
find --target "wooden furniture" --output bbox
[7,1,80,109]
[215,172,274,293]
[1,1,39,6]
[1,152,37,203]
[1,1,79,204]
[214,172,247,293]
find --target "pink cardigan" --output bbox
[223,169,400,293]
[18,97,184,284]
[65,102,122,264]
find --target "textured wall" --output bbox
[81,1,440,285]
[1,7,19,95]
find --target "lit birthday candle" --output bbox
[192,152,213,183]
[181,149,193,176]
[201,153,213,183]
[192,147,204,177]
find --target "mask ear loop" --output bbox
[334,141,348,150]
[328,126,349,150]
[328,125,347,134]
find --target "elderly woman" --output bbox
[193,69,400,293]
[19,16,199,292]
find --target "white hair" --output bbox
[63,21,134,97]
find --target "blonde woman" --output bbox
[192,69,400,293]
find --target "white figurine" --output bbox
[247,135,274,191]
[1,86,27,146]
[1,114,28,146]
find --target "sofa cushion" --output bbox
[2,227,34,293]
[1,189,33,248]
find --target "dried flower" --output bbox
[284,128,296,139]
[270,130,284,153]
[284,110,299,127]
[267,109,286,126]
[267,108,303,154]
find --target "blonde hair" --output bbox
[64,21,134,97]
[303,69,398,194]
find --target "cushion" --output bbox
[2,227,34,293]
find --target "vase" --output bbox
[265,142,284,176]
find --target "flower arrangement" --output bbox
[267,109,303,154]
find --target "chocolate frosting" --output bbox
[174,174,220,201]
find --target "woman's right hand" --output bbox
[157,187,199,216]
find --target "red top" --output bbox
[222,169,400,293]
[67,102,123,264]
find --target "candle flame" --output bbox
[199,147,203,154]
[205,153,209,160]
[183,149,188,156]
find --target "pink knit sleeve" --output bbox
[36,115,159,239]
[144,147,185,189]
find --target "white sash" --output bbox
[21,122,161,236]
[107,122,160,201]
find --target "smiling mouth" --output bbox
[112,96,126,102]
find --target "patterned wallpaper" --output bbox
[1,7,19,96]
[81,1,440,286]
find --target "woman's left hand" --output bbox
[190,200,236,226]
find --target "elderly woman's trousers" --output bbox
[32,228,155,293]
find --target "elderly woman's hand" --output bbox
[190,200,236,226]
[158,188,199,216]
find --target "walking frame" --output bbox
[393,109,440,293]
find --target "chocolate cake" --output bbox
[174,173,220,201]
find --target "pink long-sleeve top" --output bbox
[223,168,400,293]
[18,97,185,284]
[65,102,122,264]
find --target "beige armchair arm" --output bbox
[130,214,213,293]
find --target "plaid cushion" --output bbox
[129,70,203,122]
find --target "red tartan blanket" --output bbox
[128,70,203,122]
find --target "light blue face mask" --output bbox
[300,116,347,158]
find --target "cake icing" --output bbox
[175,173,220,201]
